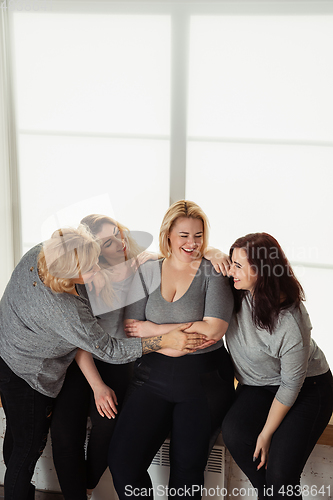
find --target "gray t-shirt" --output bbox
[125,258,234,354]
[225,293,330,406]
[0,245,142,397]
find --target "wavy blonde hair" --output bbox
[38,225,101,293]
[80,214,143,265]
[80,214,144,307]
[159,200,210,258]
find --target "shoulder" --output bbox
[200,258,231,286]
[15,244,42,270]
[201,258,223,278]
[137,258,161,280]
[277,302,312,343]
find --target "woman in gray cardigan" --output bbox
[0,225,205,500]
[222,232,333,500]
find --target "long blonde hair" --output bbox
[159,200,209,258]
[38,225,100,293]
[80,214,143,307]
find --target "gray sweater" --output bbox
[0,245,142,397]
[125,258,234,354]
[225,293,330,406]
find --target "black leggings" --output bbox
[222,370,333,500]
[109,347,235,500]
[50,359,133,499]
[0,356,54,500]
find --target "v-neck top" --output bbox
[124,258,234,354]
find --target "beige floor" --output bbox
[0,485,64,499]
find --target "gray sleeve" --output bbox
[203,270,234,324]
[275,312,311,407]
[59,300,142,364]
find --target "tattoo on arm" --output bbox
[142,336,162,354]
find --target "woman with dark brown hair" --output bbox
[222,232,333,500]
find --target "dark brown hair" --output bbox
[230,232,305,333]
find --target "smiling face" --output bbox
[168,217,203,263]
[229,247,258,295]
[96,223,126,266]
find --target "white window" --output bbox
[1,0,333,367]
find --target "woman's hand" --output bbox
[93,383,118,419]
[204,247,231,276]
[125,320,157,338]
[160,324,207,352]
[253,431,272,470]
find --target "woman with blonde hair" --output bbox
[0,225,205,500]
[109,200,235,500]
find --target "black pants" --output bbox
[50,359,133,499]
[109,347,235,500]
[222,370,333,500]
[0,356,54,500]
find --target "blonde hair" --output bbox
[38,225,100,293]
[80,214,143,265]
[80,214,144,307]
[159,200,210,258]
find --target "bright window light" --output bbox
[188,15,333,141]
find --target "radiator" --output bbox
[148,440,225,500]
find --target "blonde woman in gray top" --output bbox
[109,200,235,500]
[0,225,206,500]
[222,232,333,500]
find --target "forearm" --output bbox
[141,336,164,354]
[261,397,291,438]
[75,349,104,391]
[185,317,229,341]
[125,319,183,338]
[141,324,206,354]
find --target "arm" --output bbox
[124,319,184,338]
[188,265,234,349]
[75,349,118,419]
[141,323,207,354]
[253,398,291,470]
[254,309,312,469]
[184,316,229,341]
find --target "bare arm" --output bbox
[141,323,207,354]
[184,316,229,341]
[253,398,291,470]
[75,349,118,419]
[124,319,183,338]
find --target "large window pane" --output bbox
[12,13,170,135]
[186,141,333,265]
[18,134,169,253]
[188,15,333,141]
[11,10,171,253]
[186,140,333,368]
